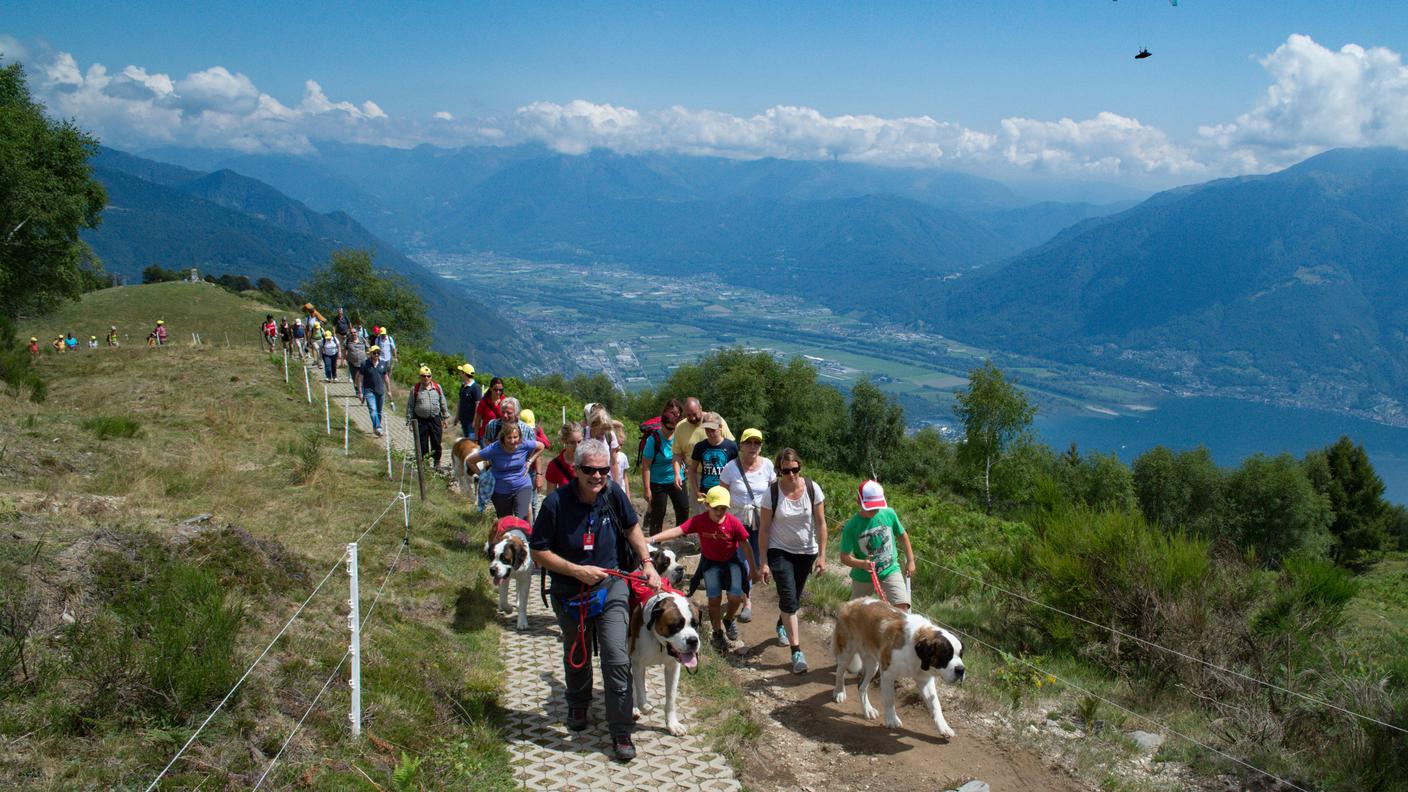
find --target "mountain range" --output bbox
[938,147,1408,423]
[83,147,565,374]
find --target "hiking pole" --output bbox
[411,421,427,501]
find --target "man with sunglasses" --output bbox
[531,438,660,762]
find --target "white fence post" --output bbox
[346,543,362,739]
[344,400,349,455]
[284,349,289,383]
[324,386,331,434]
[402,492,410,530]
[304,367,312,404]
[385,431,392,479]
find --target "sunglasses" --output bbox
[780,466,801,475]
[579,465,611,476]
[492,388,504,393]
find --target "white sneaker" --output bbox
[374,427,383,437]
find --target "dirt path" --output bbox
[722,579,1086,792]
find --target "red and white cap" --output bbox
[858,480,887,510]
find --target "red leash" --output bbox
[567,569,656,670]
[868,561,889,604]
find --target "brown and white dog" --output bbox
[628,589,702,736]
[450,438,483,499]
[485,516,533,630]
[649,544,687,590]
[832,598,965,737]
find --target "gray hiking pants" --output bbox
[550,575,634,737]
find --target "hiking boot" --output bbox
[566,706,588,732]
[792,650,808,675]
[724,619,740,642]
[612,734,636,762]
[776,622,789,647]
[737,603,753,623]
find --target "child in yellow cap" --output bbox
[651,485,760,652]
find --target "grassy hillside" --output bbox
[6,286,511,789]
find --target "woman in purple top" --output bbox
[463,421,539,520]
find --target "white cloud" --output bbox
[3,33,1405,179]
[1198,34,1408,169]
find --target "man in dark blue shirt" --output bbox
[531,438,659,762]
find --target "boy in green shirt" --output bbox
[839,480,914,610]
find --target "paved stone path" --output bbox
[499,593,742,791]
[292,352,416,459]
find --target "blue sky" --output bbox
[5,1,1407,185]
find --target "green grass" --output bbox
[4,284,513,790]
[79,415,143,440]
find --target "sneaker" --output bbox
[566,706,588,732]
[374,427,383,437]
[776,622,789,647]
[612,734,636,762]
[710,631,728,653]
[724,619,740,642]
[792,650,808,675]
[737,604,753,623]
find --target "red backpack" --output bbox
[636,416,667,469]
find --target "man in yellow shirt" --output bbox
[671,397,733,515]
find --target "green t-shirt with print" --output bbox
[840,507,906,582]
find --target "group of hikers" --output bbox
[27,324,156,356]
[434,378,917,761]
[267,305,402,436]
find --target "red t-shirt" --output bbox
[680,512,750,562]
[545,452,575,487]
[475,398,502,435]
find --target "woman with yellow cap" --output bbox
[318,330,340,382]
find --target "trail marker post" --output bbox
[346,543,362,739]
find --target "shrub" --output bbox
[286,430,324,484]
[80,415,143,440]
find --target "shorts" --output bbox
[703,562,744,599]
[851,572,910,606]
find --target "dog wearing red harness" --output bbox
[627,581,701,736]
[485,516,534,630]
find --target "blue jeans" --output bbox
[704,562,744,599]
[322,354,337,380]
[476,469,495,512]
[364,391,384,431]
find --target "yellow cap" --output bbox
[30,337,37,342]
[418,365,432,376]
[702,485,732,509]
[156,320,164,325]
[323,331,333,339]
[456,363,475,376]
[90,336,96,340]
[521,409,536,427]
[740,427,763,445]
[368,345,381,354]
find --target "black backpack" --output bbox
[768,477,819,536]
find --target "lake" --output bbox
[1034,396,1408,505]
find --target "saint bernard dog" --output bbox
[832,598,965,737]
[484,516,534,630]
[450,437,483,499]
[628,589,702,736]
[648,544,686,590]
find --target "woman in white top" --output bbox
[757,447,827,674]
[718,427,773,624]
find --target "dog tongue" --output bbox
[680,651,698,669]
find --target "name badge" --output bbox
[583,531,595,552]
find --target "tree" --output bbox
[143,265,181,284]
[1306,436,1391,568]
[954,361,1035,514]
[1222,453,1332,565]
[1133,445,1224,536]
[0,62,107,319]
[302,249,430,347]
[846,380,905,480]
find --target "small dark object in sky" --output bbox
[1135,48,1152,59]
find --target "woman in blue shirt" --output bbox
[464,421,538,520]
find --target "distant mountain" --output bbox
[939,147,1408,421]
[84,147,563,375]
